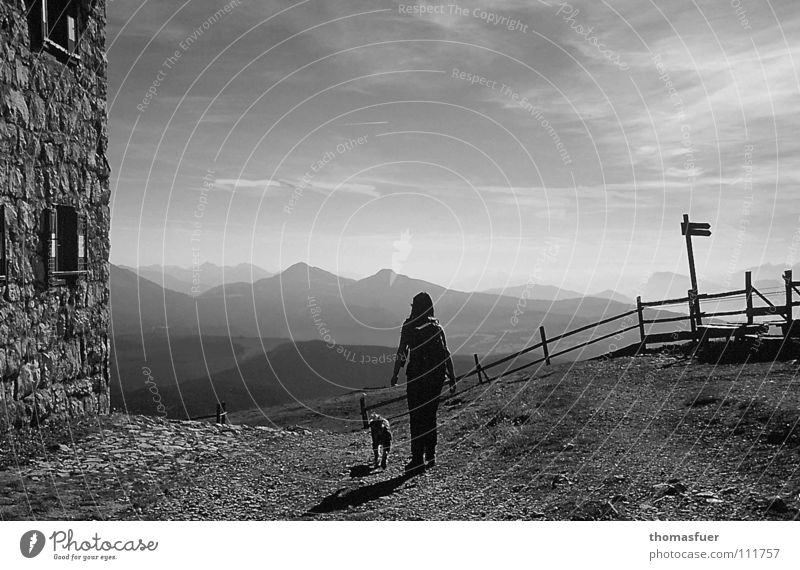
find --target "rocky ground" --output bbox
[1,354,799,520]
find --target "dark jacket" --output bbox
[396,316,452,379]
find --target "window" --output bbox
[48,205,86,284]
[28,0,81,59]
[0,205,6,283]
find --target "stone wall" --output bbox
[0,0,110,430]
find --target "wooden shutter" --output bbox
[40,0,49,42]
[77,211,86,272]
[48,208,58,279]
[67,14,76,52]
[0,205,6,278]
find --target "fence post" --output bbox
[221,402,227,425]
[784,269,793,334]
[215,403,221,424]
[688,289,698,339]
[694,289,703,327]
[472,354,483,383]
[636,296,645,348]
[539,326,551,366]
[360,394,369,429]
[745,271,753,325]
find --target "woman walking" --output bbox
[390,292,456,474]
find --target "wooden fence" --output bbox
[640,269,799,343]
[358,269,800,427]
[190,402,228,424]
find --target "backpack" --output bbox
[408,317,448,377]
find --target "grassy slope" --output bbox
[233,353,800,520]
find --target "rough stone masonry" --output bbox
[0,0,110,430]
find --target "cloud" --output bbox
[339,121,390,126]
[307,180,380,197]
[214,178,283,192]
[213,176,379,199]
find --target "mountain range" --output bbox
[121,260,799,306]
[192,263,646,353]
[483,283,634,304]
[109,263,650,416]
[109,260,793,417]
[120,262,272,296]
[113,260,782,352]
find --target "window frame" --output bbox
[48,205,87,285]
[30,0,82,62]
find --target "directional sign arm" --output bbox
[681,219,712,237]
[688,222,712,237]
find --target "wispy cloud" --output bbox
[304,180,380,198]
[339,121,390,126]
[214,178,283,192]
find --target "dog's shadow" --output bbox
[349,464,376,478]
[307,473,413,514]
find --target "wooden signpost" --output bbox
[783,269,795,336]
[681,214,712,328]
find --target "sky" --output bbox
[106,0,800,295]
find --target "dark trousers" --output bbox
[406,372,445,461]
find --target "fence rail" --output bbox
[359,269,800,425]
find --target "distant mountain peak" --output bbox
[358,268,398,281]
[362,268,406,287]
[280,261,330,275]
[275,262,348,287]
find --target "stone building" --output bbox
[0,0,110,430]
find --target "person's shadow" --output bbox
[307,473,413,514]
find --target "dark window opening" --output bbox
[0,206,6,283]
[28,0,81,59]
[48,205,86,283]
